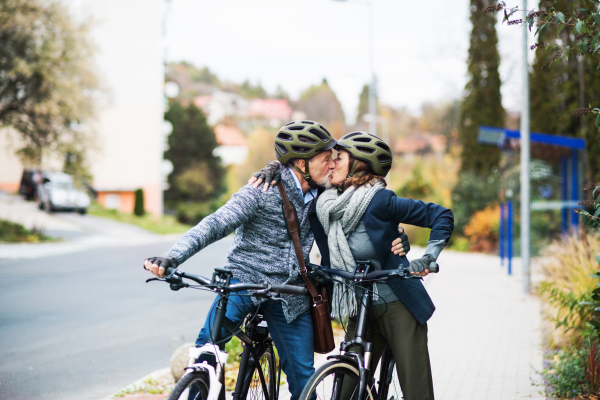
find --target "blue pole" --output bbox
[561,156,568,235]
[571,150,579,231]
[508,200,513,275]
[500,203,505,266]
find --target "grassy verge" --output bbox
[88,204,191,235]
[0,219,55,243]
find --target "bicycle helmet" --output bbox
[336,131,393,178]
[274,120,337,188]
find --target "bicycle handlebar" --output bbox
[314,261,439,281]
[159,266,308,296]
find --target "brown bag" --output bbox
[277,181,335,354]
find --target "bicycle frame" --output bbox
[178,267,278,400]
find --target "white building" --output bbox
[0,0,165,215]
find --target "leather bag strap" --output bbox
[277,181,321,300]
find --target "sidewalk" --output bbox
[425,248,545,399]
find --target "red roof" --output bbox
[246,99,292,120]
[214,125,247,147]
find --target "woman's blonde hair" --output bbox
[341,151,387,192]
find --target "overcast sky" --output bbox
[164,0,534,123]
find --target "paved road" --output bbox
[0,236,235,400]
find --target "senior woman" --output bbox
[314,131,454,400]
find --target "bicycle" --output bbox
[299,261,439,400]
[147,266,309,400]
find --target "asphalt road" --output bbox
[0,236,235,400]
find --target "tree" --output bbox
[164,101,226,204]
[528,0,600,183]
[457,0,506,175]
[0,0,97,165]
[297,79,346,138]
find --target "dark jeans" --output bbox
[345,300,434,400]
[196,279,315,400]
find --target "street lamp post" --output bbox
[521,0,531,294]
[333,0,377,136]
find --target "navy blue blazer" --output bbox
[310,189,454,325]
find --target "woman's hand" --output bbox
[407,255,436,277]
[391,226,410,256]
[248,161,281,192]
[143,256,177,278]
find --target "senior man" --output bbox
[144,120,407,400]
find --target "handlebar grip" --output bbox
[271,285,309,295]
[164,266,177,276]
[428,262,439,273]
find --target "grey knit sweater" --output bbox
[166,167,314,322]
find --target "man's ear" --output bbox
[296,159,306,171]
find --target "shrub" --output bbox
[450,171,499,234]
[539,232,600,348]
[175,201,224,225]
[463,204,499,253]
[134,188,145,216]
[0,220,50,243]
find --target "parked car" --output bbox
[38,172,90,214]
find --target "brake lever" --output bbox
[146,277,165,283]
[268,293,289,307]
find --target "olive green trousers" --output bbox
[345,300,434,400]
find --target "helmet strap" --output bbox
[337,160,367,195]
[291,160,319,190]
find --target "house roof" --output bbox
[246,99,292,120]
[214,124,248,147]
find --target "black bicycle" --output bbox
[299,261,438,400]
[147,266,308,400]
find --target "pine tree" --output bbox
[457,0,506,175]
[164,101,226,204]
[530,0,600,183]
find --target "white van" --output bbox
[38,172,91,214]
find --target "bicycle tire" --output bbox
[168,370,210,400]
[299,361,374,400]
[243,348,276,400]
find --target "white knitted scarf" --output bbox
[316,181,384,317]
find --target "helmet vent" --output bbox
[319,125,331,136]
[382,165,391,172]
[285,121,296,126]
[377,154,392,163]
[291,145,312,153]
[355,146,376,154]
[308,128,328,141]
[342,132,362,139]
[375,142,391,153]
[277,132,293,141]
[298,134,318,144]
[301,121,315,125]
[352,137,371,143]
[288,125,305,131]
[275,143,289,154]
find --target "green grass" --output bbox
[88,203,191,235]
[0,219,55,243]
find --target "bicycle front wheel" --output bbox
[244,348,276,400]
[299,361,374,400]
[168,370,210,400]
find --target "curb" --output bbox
[101,367,171,400]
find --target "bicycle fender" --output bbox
[326,354,357,365]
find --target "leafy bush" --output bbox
[542,346,586,398]
[176,201,225,225]
[450,171,499,234]
[396,163,436,201]
[463,204,499,253]
[539,233,600,348]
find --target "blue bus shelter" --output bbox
[477,126,586,273]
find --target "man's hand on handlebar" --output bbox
[407,255,436,277]
[144,256,177,278]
